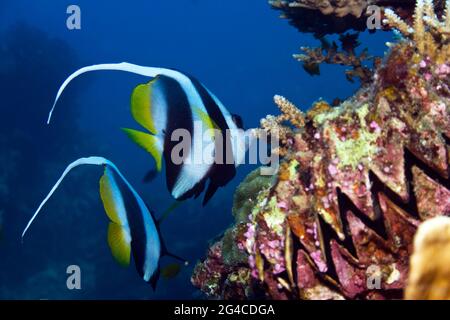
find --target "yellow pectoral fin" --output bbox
[131,78,160,135]
[99,169,122,224]
[107,222,131,267]
[122,128,163,171]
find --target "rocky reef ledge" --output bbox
[192,0,450,300]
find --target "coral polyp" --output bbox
[192,0,450,299]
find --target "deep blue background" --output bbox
[0,0,392,299]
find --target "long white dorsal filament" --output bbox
[21,156,139,240]
[48,62,164,124]
[21,157,107,239]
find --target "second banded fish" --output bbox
[22,156,186,289]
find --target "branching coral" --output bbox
[384,0,450,62]
[294,34,379,85]
[259,95,306,156]
[273,95,306,129]
[193,0,450,300]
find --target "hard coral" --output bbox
[270,0,448,37]
[269,0,419,36]
[384,0,450,63]
[406,216,450,299]
[193,0,449,300]
[191,169,274,299]
[270,0,371,18]
[259,95,305,157]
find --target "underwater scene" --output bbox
[0,0,449,301]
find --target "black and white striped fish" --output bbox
[21,157,185,289]
[48,63,246,205]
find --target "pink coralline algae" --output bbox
[436,64,450,77]
[192,0,449,299]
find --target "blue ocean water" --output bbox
[0,0,392,299]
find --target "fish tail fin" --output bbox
[21,156,111,240]
[121,128,163,171]
[48,62,166,124]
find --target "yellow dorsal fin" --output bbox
[99,170,122,224]
[107,222,131,267]
[192,107,220,140]
[121,128,163,171]
[131,78,160,134]
[192,106,219,131]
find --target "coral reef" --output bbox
[260,95,306,157]
[191,169,274,299]
[269,0,449,37]
[192,0,450,299]
[405,216,450,299]
[269,0,426,36]
[270,0,374,18]
[384,0,450,63]
[270,0,368,36]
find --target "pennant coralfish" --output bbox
[21,156,186,289]
[48,63,247,205]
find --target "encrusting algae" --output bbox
[192,0,450,300]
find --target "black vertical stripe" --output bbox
[189,76,236,186]
[155,75,195,195]
[111,169,154,280]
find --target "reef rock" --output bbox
[192,0,450,300]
